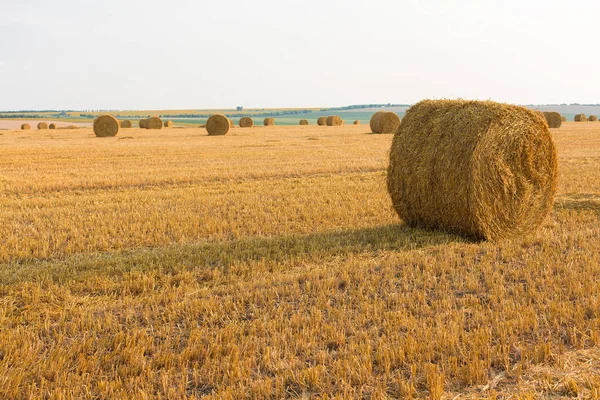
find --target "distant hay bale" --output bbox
[589,115,598,121]
[120,120,132,128]
[353,120,360,125]
[146,117,163,129]
[37,122,48,130]
[49,123,57,129]
[139,119,148,128]
[387,99,558,241]
[299,119,308,125]
[164,120,173,127]
[370,111,401,133]
[21,123,31,130]
[326,115,342,126]
[317,117,327,126]
[206,114,230,135]
[264,117,274,126]
[239,117,254,127]
[543,112,562,128]
[229,119,235,128]
[574,114,587,122]
[93,115,120,137]
[561,116,567,122]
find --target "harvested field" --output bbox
[0,122,599,398]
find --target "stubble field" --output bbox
[0,122,599,398]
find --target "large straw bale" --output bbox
[263,117,274,126]
[164,120,173,127]
[37,122,48,130]
[21,123,31,130]
[542,112,562,128]
[326,116,342,126]
[206,114,230,135]
[49,123,57,129]
[146,117,163,129]
[387,99,558,241]
[353,120,360,125]
[239,117,254,127]
[120,120,132,128]
[370,111,401,133]
[589,115,598,121]
[299,119,308,125]
[574,114,587,122]
[317,117,327,126]
[139,119,148,128]
[93,115,120,137]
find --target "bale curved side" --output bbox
[121,120,132,128]
[326,116,342,126]
[146,117,163,129]
[38,122,48,130]
[93,115,120,137]
[387,99,558,241]
[370,111,401,133]
[574,114,587,122]
[589,115,598,122]
[299,119,308,125]
[239,117,254,127]
[139,119,148,128]
[206,114,230,135]
[21,123,31,130]
[543,112,562,128]
[164,120,173,127]
[317,117,327,126]
[264,118,274,126]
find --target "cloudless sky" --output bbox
[1,0,599,110]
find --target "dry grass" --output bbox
[0,122,599,398]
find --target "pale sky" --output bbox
[1,0,599,110]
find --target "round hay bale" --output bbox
[146,117,163,129]
[264,117,274,126]
[120,120,132,128]
[49,123,57,129]
[239,117,254,128]
[387,99,558,241]
[299,119,308,125]
[326,115,342,126]
[561,116,567,122]
[589,115,598,122]
[353,120,360,125]
[139,119,148,128]
[93,115,120,137]
[229,119,235,128]
[574,114,587,122]
[370,111,401,133]
[542,112,562,128]
[317,117,327,126]
[21,123,31,130]
[37,122,48,130]
[206,114,230,136]
[164,120,173,127]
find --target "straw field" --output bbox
[0,122,599,398]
